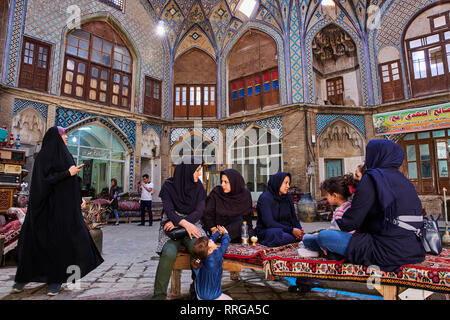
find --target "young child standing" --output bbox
[191,225,232,300]
[298,174,356,257]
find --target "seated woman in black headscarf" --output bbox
[315,139,426,272]
[152,157,207,300]
[203,169,255,243]
[256,172,304,247]
[12,126,103,296]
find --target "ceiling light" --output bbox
[156,21,165,37]
[321,0,335,7]
[238,0,258,18]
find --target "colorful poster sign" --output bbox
[373,103,450,135]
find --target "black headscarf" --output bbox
[15,126,103,284]
[365,139,405,224]
[207,169,253,218]
[159,157,206,214]
[267,171,292,202]
[263,171,299,228]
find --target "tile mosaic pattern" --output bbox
[170,127,219,147]
[290,0,304,103]
[316,114,366,137]
[142,122,163,140]
[13,98,48,121]
[209,0,232,49]
[5,0,25,86]
[226,116,283,148]
[55,106,136,148]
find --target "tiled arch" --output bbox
[219,21,288,118]
[305,18,369,106]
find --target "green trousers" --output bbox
[152,236,198,300]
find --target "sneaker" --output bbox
[297,247,319,258]
[137,223,145,226]
[11,282,26,293]
[47,283,61,296]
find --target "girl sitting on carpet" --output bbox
[191,225,232,300]
[298,174,356,258]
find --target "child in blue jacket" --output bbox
[191,225,232,300]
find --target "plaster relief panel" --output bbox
[11,108,46,144]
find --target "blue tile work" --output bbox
[111,118,136,148]
[226,116,282,148]
[142,122,162,140]
[5,0,26,86]
[170,127,219,147]
[55,106,136,148]
[316,114,366,137]
[55,106,92,128]
[290,0,304,103]
[13,98,48,121]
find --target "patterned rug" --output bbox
[222,243,450,293]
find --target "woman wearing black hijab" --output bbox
[152,157,206,300]
[12,126,103,295]
[203,169,254,242]
[256,172,304,247]
[318,139,426,272]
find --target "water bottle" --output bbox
[241,221,249,245]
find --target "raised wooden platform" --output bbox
[170,253,262,296]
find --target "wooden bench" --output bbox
[170,253,262,296]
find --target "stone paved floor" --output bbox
[0,222,447,300]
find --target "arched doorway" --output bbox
[173,48,217,119]
[67,124,127,196]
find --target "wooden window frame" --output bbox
[428,11,450,33]
[326,76,344,105]
[378,59,405,103]
[61,24,132,110]
[144,76,162,117]
[18,36,51,93]
[229,67,279,115]
[173,84,216,119]
[405,29,450,98]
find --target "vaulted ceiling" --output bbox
[146,0,388,55]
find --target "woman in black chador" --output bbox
[12,126,104,296]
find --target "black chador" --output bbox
[15,126,103,284]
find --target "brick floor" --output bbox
[0,222,447,300]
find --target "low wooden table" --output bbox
[170,253,262,296]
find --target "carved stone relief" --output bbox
[141,129,160,159]
[11,108,46,144]
[319,120,364,158]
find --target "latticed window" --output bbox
[61,22,132,109]
[98,0,125,11]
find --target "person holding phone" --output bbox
[12,126,103,296]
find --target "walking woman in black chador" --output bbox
[12,126,104,296]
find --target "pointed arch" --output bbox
[220,21,288,117]
[305,18,369,105]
